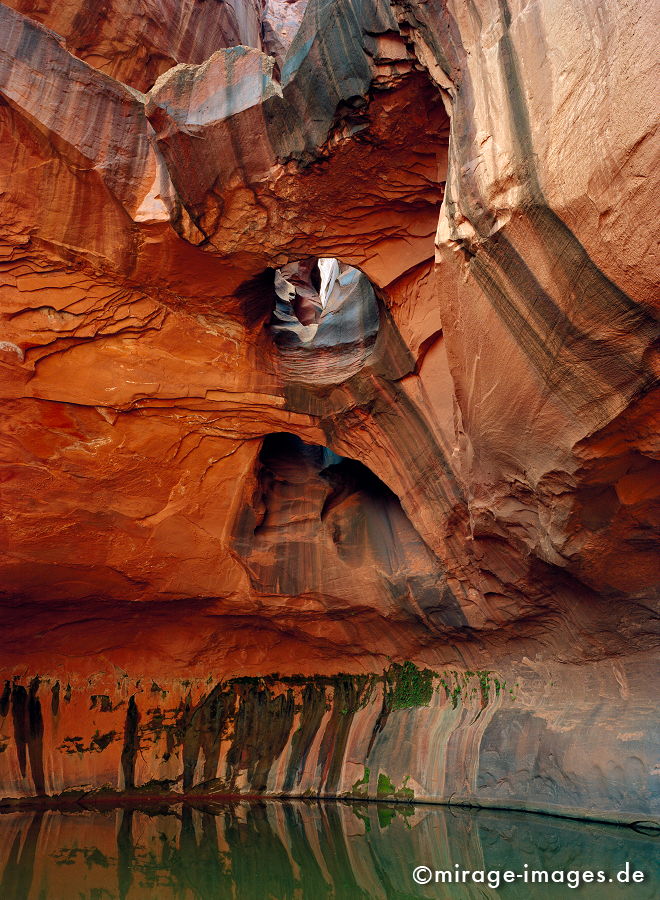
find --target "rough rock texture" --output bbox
[0,664,657,824]
[262,0,309,68]
[0,0,658,823]
[3,0,266,91]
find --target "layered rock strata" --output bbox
[0,0,658,822]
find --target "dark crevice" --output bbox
[0,681,10,718]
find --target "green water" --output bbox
[0,800,657,899]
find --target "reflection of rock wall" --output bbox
[0,0,658,820]
[1,802,657,898]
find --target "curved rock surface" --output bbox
[3,0,266,91]
[0,0,657,822]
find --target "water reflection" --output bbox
[0,800,657,899]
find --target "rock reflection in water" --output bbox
[0,801,657,899]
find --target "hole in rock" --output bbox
[268,257,379,380]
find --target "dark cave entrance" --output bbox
[232,432,467,632]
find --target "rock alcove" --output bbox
[232,431,467,634]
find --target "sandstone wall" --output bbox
[0,661,657,826]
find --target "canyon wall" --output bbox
[0,0,657,823]
[1,662,657,825]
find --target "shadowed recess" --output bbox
[233,432,466,633]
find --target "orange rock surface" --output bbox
[0,0,657,819]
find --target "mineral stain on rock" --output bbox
[120,697,140,791]
[9,680,45,795]
[182,683,236,791]
[227,683,295,792]
[10,685,28,782]
[283,682,326,793]
[318,675,370,795]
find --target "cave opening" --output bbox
[235,430,410,594]
[232,432,467,634]
[269,256,380,351]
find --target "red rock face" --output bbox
[3,0,266,91]
[0,0,657,821]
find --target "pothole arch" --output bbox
[268,257,380,382]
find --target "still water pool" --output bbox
[0,800,657,899]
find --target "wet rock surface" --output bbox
[0,0,657,821]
